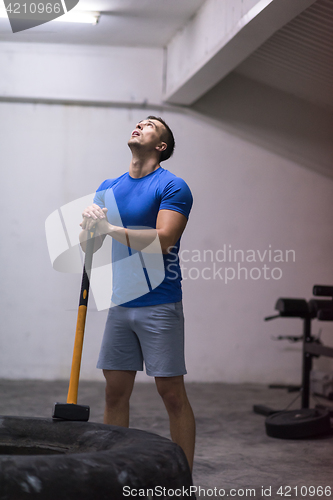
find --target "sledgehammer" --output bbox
[53,227,96,421]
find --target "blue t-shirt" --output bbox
[93,166,193,307]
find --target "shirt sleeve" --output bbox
[93,180,109,208]
[159,177,193,219]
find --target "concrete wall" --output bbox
[0,42,163,105]
[1,96,333,384]
[0,37,333,383]
[193,72,333,179]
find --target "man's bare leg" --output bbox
[103,369,136,427]
[155,375,195,471]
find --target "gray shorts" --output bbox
[96,301,187,377]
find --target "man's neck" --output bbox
[129,155,160,179]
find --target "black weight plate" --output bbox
[265,408,331,439]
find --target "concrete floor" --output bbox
[0,380,332,499]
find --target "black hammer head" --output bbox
[52,403,90,421]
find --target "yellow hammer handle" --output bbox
[67,305,87,404]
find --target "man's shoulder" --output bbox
[96,172,128,192]
[158,168,193,217]
[158,167,191,191]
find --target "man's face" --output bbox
[128,119,166,155]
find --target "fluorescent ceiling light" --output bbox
[0,8,100,24]
[53,11,100,24]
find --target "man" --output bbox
[79,116,195,470]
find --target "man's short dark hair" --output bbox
[146,116,175,162]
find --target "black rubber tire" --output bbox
[265,408,331,439]
[0,416,194,500]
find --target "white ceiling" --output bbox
[0,0,206,46]
[0,0,331,112]
[235,0,333,110]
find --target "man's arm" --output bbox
[155,209,188,254]
[80,204,187,254]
